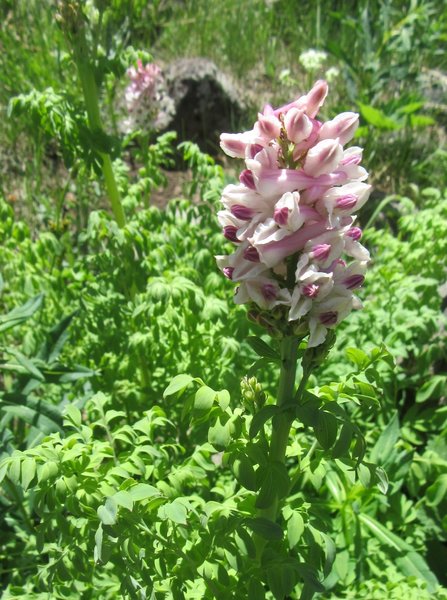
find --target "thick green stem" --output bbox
[255,337,313,560]
[69,28,154,394]
[73,29,126,228]
[258,337,299,524]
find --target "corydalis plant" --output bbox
[123,60,174,133]
[217,80,371,347]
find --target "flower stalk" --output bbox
[257,337,312,527]
[60,1,126,228]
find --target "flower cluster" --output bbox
[122,60,174,133]
[216,81,371,347]
[299,49,328,73]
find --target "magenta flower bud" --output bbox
[239,169,256,190]
[303,138,343,177]
[243,245,260,262]
[262,283,278,301]
[230,205,254,220]
[319,311,338,326]
[303,284,319,298]
[273,206,289,226]
[223,225,240,242]
[311,244,331,261]
[319,112,359,145]
[284,108,313,144]
[346,227,362,241]
[343,274,365,289]
[335,194,357,210]
[223,267,234,280]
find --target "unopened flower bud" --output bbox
[239,169,256,189]
[273,206,289,226]
[243,246,260,262]
[230,205,254,220]
[254,113,281,141]
[319,311,338,326]
[303,138,343,177]
[335,194,357,210]
[303,80,328,118]
[319,112,359,145]
[346,227,362,241]
[223,225,240,243]
[293,321,309,336]
[262,283,278,301]
[311,244,331,261]
[303,283,319,298]
[343,274,365,289]
[220,133,251,158]
[284,108,313,144]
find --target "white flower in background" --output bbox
[325,66,340,83]
[299,49,328,73]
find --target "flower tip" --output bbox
[304,80,329,118]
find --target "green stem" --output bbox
[73,28,126,228]
[254,337,313,560]
[257,337,299,524]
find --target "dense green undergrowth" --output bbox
[1,1,447,598]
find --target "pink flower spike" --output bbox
[319,112,359,145]
[303,138,343,177]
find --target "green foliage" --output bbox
[1,1,447,598]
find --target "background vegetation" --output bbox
[0,0,446,598]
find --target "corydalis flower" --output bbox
[216,81,371,347]
[122,60,174,133]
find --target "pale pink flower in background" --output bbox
[121,60,174,133]
[216,81,371,347]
